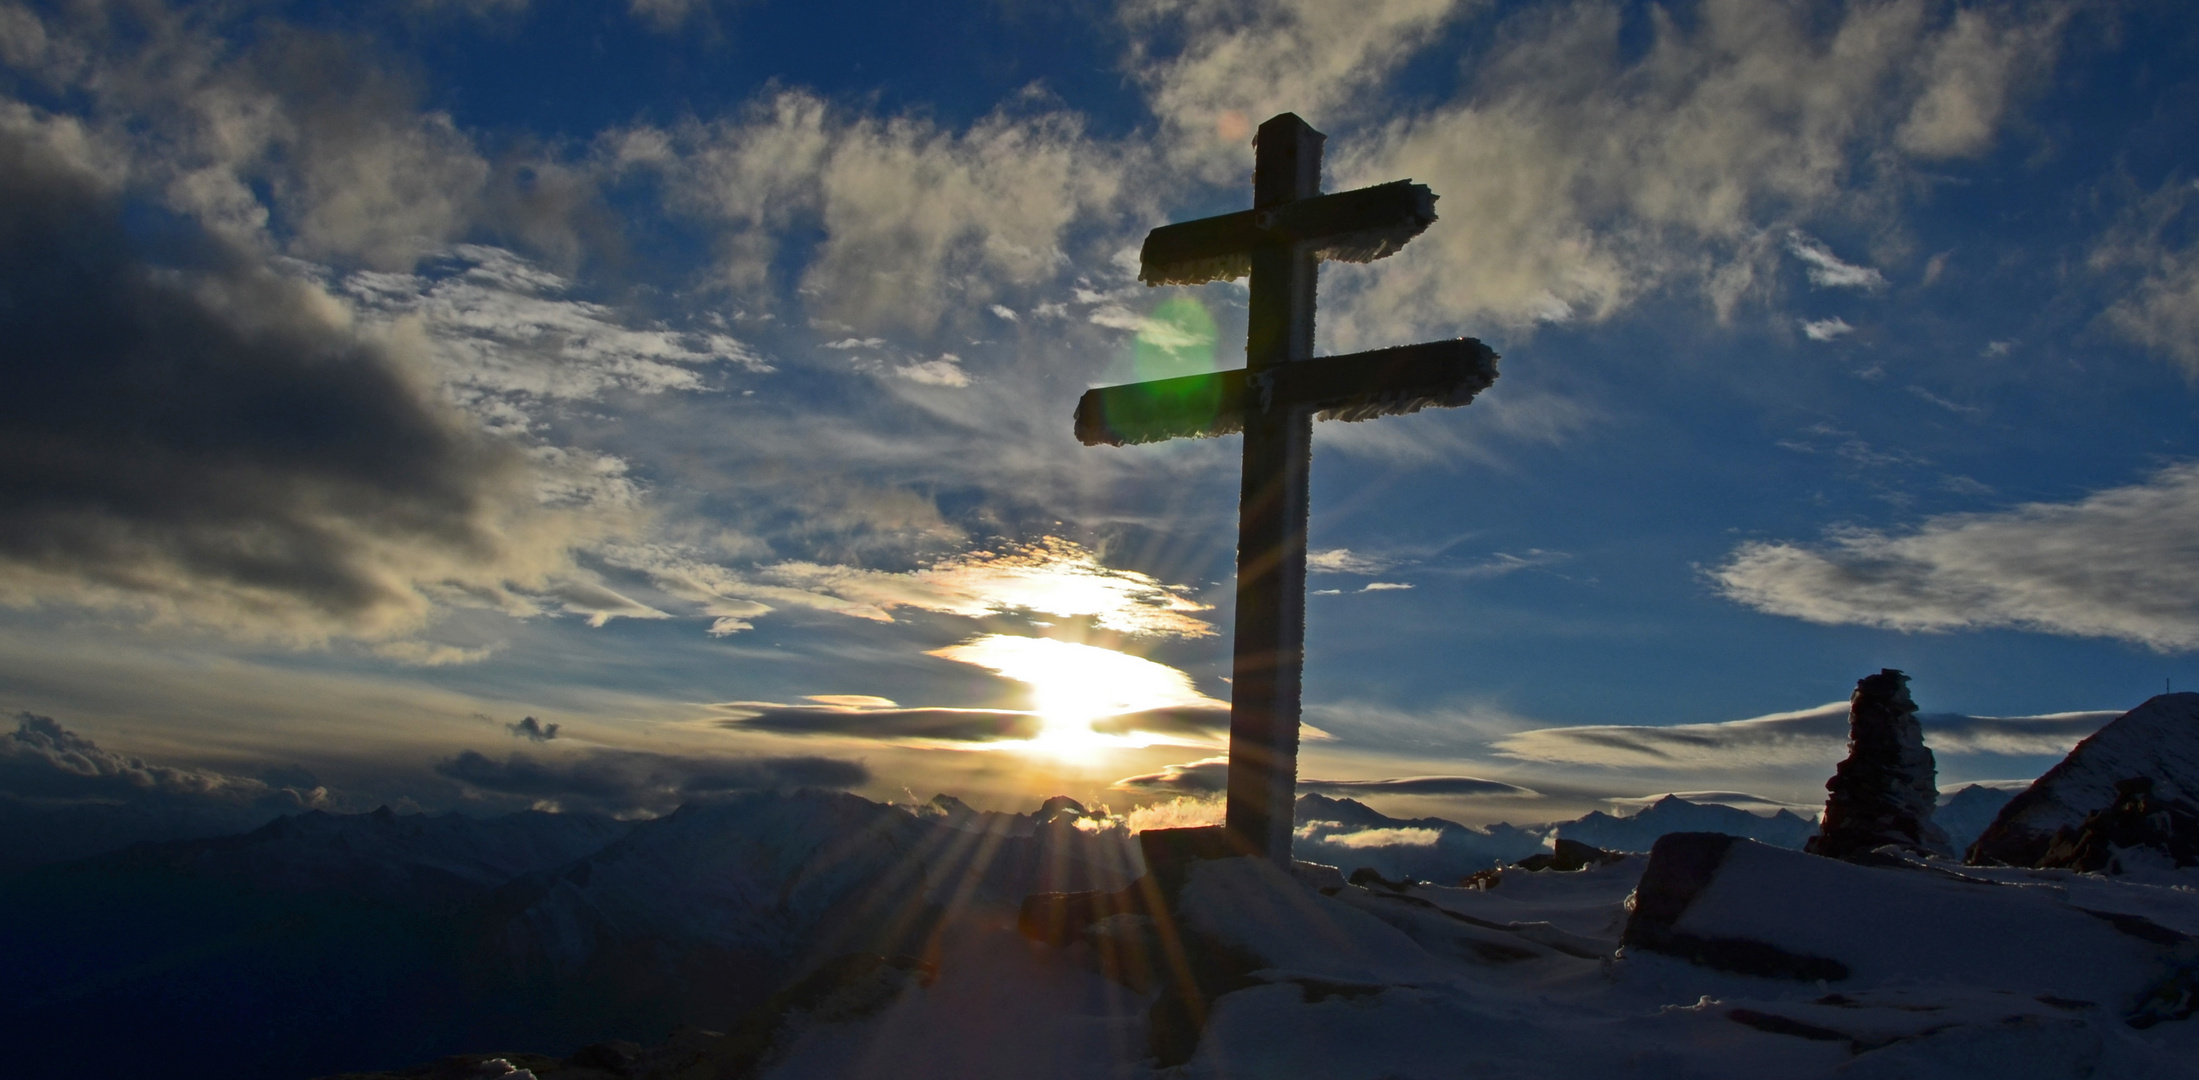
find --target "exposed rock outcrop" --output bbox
[1513,837,1626,872]
[2034,777,2199,874]
[1970,692,2199,868]
[1806,669,1951,861]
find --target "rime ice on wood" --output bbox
[1806,669,1953,861]
[1073,114,1499,863]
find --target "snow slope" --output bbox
[749,845,2199,1080]
[1974,693,2199,865]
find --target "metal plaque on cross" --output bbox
[1075,113,1499,864]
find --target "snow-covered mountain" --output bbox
[1558,793,1818,852]
[1935,781,2025,854]
[0,790,1139,1080]
[1973,693,2199,865]
[1290,792,1548,881]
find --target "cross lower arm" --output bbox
[1073,338,1499,447]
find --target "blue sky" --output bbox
[2,0,2197,826]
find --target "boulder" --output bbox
[1806,669,1952,860]
[1621,832,2198,1023]
[1970,692,2199,867]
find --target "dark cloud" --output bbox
[0,713,318,809]
[0,119,554,641]
[435,748,869,813]
[0,713,328,871]
[725,706,1042,742]
[1299,776,1538,798]
[509,717,560,742]
[723,702,1227,746]
[1109,757,1537,798]
[1087,705,1230,742]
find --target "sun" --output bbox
[926,635,1225,758]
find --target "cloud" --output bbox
[434,746,868,813]
[1494,701,2116,771]
[1111,756,1228,794]
[1300,699,1534,755]
[1299,775,1538,798]
[0,712,320,810]
[1087,705,1231,744]
[720,697,1228,748]
[1713,462,2199,651]
[1916,710,2118,756]
[1315,826,1442,849]
[612,537,1215,638]
[1124,0,1469,184]
[339,244,770,431]
[2094,179,2199,376]
[374,640,499,666]
[1112,757,1536,799]
[1360,582,1414,592]
[509,716,560,742]
[1604,791,1813,815]
[628,0,711,30]
[626,91,1125,334]
[1786,233,1888,291]
[0,117,631,643]
[1302,1,2063,342]
[1308,548,1396,574]
[894,356,971,388]
[1802,316,1855,341]
[1895,5,2068,159]
[722,704,1043,743]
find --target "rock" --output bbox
[1806,669,1952,860]
[1512,837,1625,872]
[1620,832,2197,1020]
[1969,692,2199,867]
[2034,777,2199,873]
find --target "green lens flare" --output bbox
[1120,296,1224,439]
[1132,296,1219,382]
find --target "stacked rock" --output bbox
[1806,669,1953,861]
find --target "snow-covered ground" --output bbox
[747,845,2199,1080]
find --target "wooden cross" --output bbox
[1075,113,1499,864]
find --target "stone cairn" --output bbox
[1806,669,1953,861]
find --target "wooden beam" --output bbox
[1072,338,1499,446]
[1138,180,1439,286]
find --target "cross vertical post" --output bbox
[1071,112,1500,867]
[1226,115,1324,862]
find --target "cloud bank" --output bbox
[1714,463,2199,651]
[1494,702,2115,770]
[435,747,868,814]
[1110,756,1534,798]
[0,117,622,643]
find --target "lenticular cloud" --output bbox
[1712,462,2199,651]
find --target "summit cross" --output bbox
[1075,113,1499,864]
